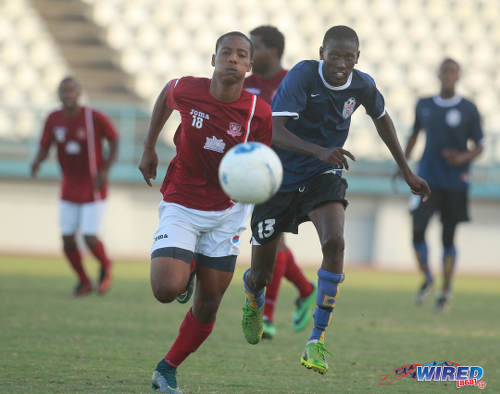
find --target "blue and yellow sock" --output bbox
[308,269,345,343]
[413,241,433,283]
[243,268,264,310]
[442,245,457,292]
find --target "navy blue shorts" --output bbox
[251,172,348,244]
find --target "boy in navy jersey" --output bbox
[403,58,484,311]
[244,25,316,339]
[139,32,272,393]
[241,25,430,374]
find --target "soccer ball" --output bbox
[218,142,283,204]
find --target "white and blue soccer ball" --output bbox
[218,142,283,204]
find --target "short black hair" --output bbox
[441,57,460,70]
[215,31,254,59]
[322,25,359,48]
[250,25,285,58]
[59,76,80,90]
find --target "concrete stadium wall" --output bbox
[1,179,499,274]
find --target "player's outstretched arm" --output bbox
[272,116,356,169]
[392,126,420,180]
[138,83,174,187]
[373,113,430,201]
[30,146,50,178]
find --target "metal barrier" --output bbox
[1,104,499,198]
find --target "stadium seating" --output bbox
[83,0,500,160]
[0,0,69,139]
[1,0,500,163]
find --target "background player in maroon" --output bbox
[31,77,118,297]
[138,32,272,393]
[244,25,316,339]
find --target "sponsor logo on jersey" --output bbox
[231,235,240,244]
[226,122,242,137]
[190,109,210,129]
[54,126,67,142]
[342,97,356,119]
[65,140,81,155]
[446,109,461,127]
[189,109,210,120]
[203,136,226,153]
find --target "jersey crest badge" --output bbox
[446,109,461,127]
[203,136,226,153]
[342,97,356,119]
[226,122,242,137]
[54,126,67,142]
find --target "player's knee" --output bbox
[321,234,344,260]
[62,237,77,252]
[83,235,98,249]
[195,298,221,321]
[413,229,425,244]
[151,281,181,303]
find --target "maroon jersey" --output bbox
[40,107,118,203]
[161,76,273,211]
[244,69,288,104]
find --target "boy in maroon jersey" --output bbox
[31,77,118,297]
[138,31,272,393]
[244,26,316,339]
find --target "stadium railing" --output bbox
[1,104,499,199]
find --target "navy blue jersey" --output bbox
[414,95,483,190]
[271,60,385,191]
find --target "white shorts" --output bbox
[151,201,253,272]
[59,200,106,236]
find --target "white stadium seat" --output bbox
[1,0,500,147]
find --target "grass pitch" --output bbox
[1,256,499,393]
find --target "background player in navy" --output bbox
[402,58,484,311]
[138,32,272,393]
[244,25,316,340]
[241,26,430,374]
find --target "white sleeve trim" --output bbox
[272,111,299,119]
[376,107,386,119]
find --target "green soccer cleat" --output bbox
[262,317,276,340]
[176,271,195,304]
[293,282,317,332]
[242,303,264,345]
[300,341,332,374]
[152,359,183,393]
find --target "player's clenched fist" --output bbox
[403,171,431,202]
[315,146,356,170]
[138,147,158,187]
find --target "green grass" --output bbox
[1,256,499,393]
